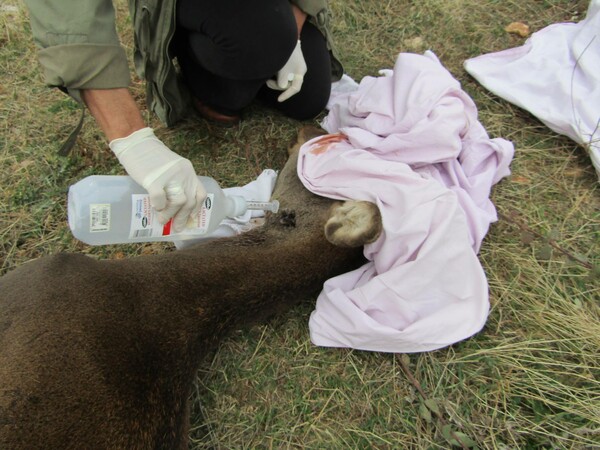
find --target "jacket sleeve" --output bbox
[23,0,130,97]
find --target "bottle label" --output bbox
[89,204,111,232]
[128,193,214,239]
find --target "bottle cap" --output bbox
[228,196,248,217]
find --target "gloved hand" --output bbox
[266,40,307,102]
[109,127,206,232]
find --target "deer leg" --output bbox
[324,201,383,248]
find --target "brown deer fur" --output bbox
[0,127,382,449]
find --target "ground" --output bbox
[0,0,598,448]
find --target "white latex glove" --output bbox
[266,40,307,102]
[109,127,206,232]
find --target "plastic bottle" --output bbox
[67,175,279,246]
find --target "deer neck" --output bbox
[108,215,364,357]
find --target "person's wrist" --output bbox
[291,4,307,37]
[109,124,148,142]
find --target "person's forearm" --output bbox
[80,88,146,142]
[291,4,307,37]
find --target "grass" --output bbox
[1,0,599,448]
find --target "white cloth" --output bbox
[327,74,359,109]
[300,51,514,353]
[464,0,600,180]
[173,169,277,249]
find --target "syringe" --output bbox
[246,200,280,213]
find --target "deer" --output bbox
[0,126,382,450]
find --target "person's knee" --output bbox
[260,73,331,120]
[285,89,330,120]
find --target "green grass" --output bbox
[1,0,599,448]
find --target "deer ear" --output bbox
[289,126,327,156]
[324,201,383,248]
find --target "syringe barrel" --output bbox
[246,200,280,213]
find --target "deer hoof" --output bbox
[324,201,382,248]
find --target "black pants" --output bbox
[174,0,332,120]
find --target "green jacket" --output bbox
[24,0,343,127]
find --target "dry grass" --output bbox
[1,0,598,448]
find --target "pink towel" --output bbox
[299,52,514,353]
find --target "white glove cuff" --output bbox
[109,127,156,157]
